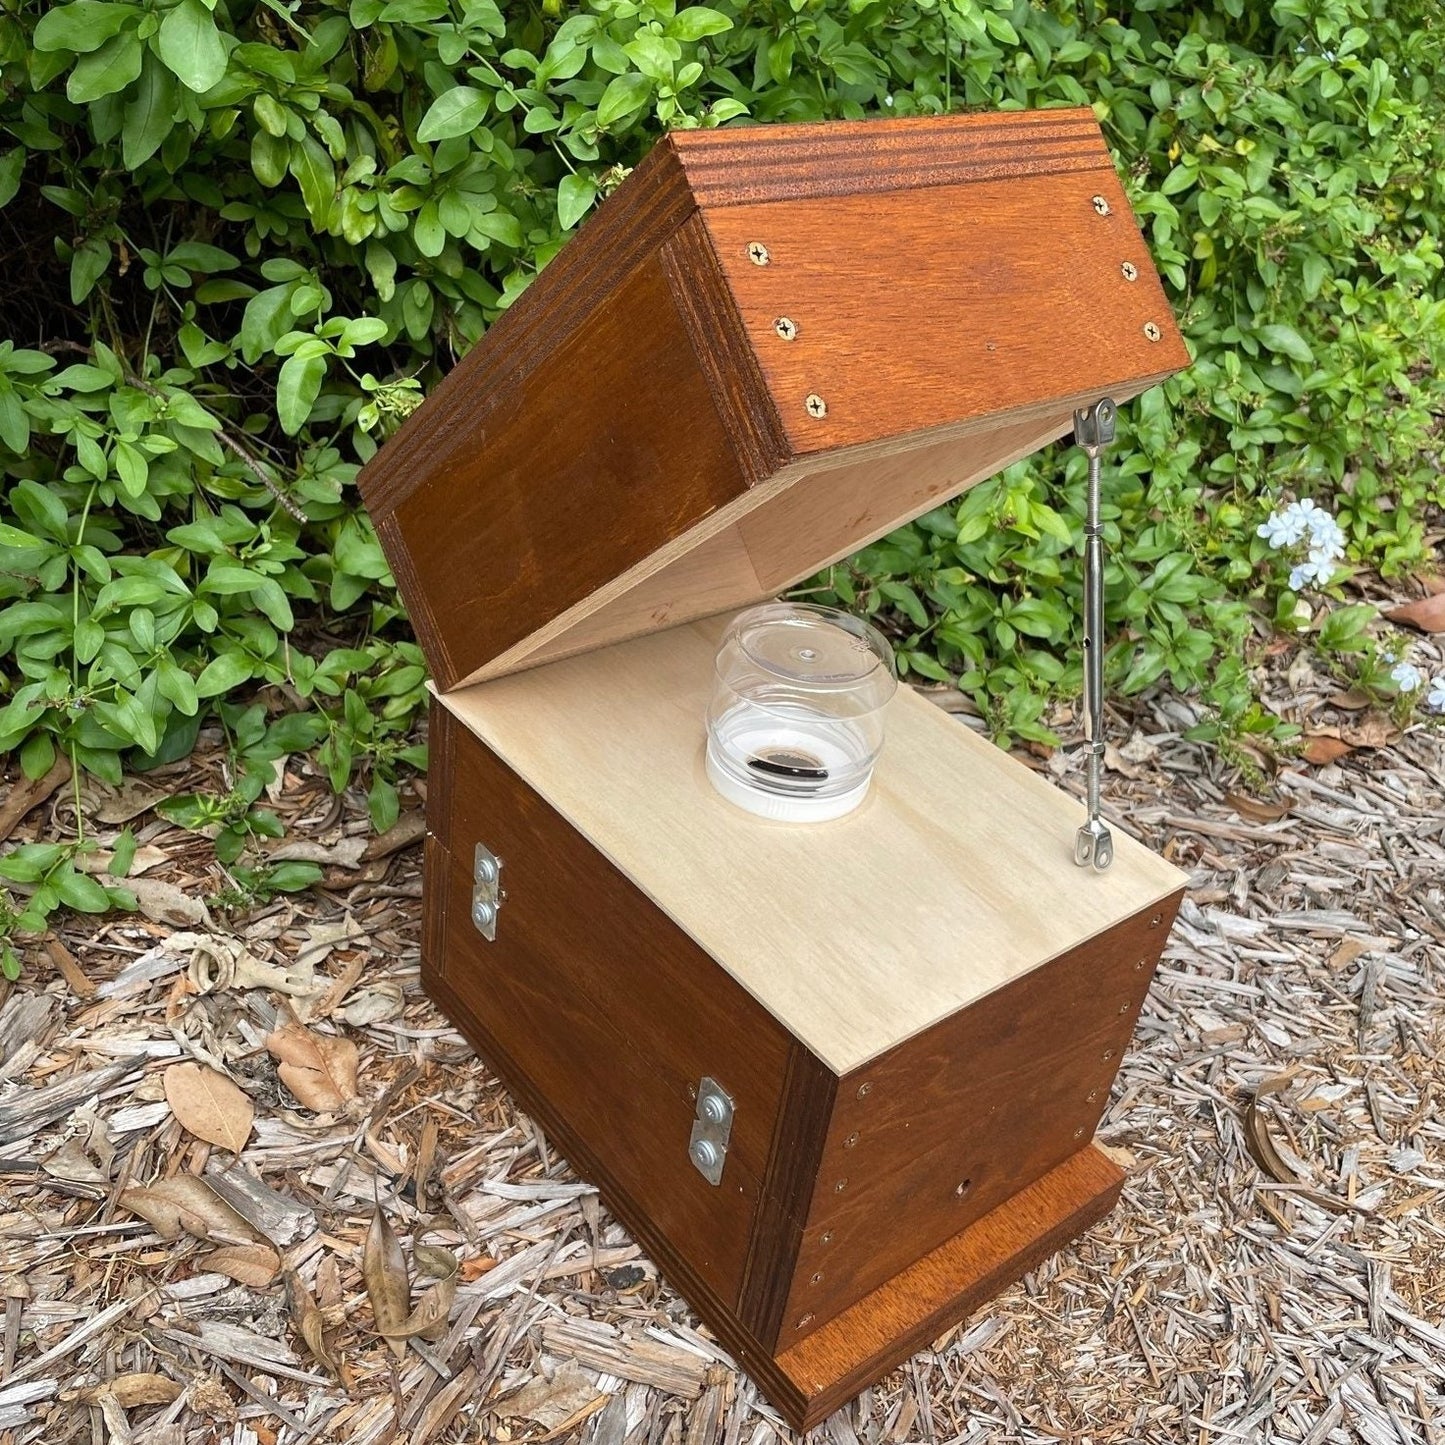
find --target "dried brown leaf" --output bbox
[284,1265,338,1374]
[265,1020,359,1112]
[163,1062,254,1153]
[1327,688,1373,711]
[1386,592,1445,633]
[119,1175,256,1243]
[1301,731,1354,765]
[363,1204,410,1359]
[1338,714,1402,749]
[206,1241,281,1288]
[78,1373,184,1408]
[1224,791,1292,823]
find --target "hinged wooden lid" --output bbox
[358,109,1188,692]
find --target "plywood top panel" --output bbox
[438,620,1185,1074]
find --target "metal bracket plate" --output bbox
[471,842,503,941]
[688,1077,734,1186]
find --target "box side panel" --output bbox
[701,164,1187,459]
[775,892,1182,1345]
[371,247,751,692]
[424,702,800,1309]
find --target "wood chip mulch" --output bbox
[1,658,1443,1445]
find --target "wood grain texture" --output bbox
[737,1041,837,1349]
[774,1144,1126,1430]
[701,166,1188,457]
[382,254,748,692]
[360,111,1189,689]
[669,108,1116,206]
[777,892,1182,1341]
[357,138,691,522]
[436,619,1186,1073]
[429,723,800,1306]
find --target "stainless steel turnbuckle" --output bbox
[1072,398,1116,872]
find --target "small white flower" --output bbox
[1305,513,1346,560]
[1289,555,1333,590]
[1391,662,1423,693]
[1258,504,1309,548]
[1428,675,1445,712]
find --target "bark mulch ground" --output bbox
[1,647,1443,1444]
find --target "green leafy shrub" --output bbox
[1,0,1443,937]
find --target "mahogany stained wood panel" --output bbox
[377,254,749,690]
[774,1144,1125,1429]
[701,166,1186,458]
[426,699,801,1306]
[360,109,1190,691]
[774,892,1183,1342]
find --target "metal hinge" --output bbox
[688,1077,734,1186]
[471,842,503,941]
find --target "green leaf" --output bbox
[417,86,490,142]
[195,650,255,697]
[157,0,228,93]
[1256,323,1314,366]
[0,150,24,210]
[56,866,114,913]
[276,351,327,434]
[66,29,143,102]
[35,1,136,53]
[289,134,336,225]
[596,72,652,128]
[70,239,112,304]
[667,6,732,40]
[122,55,177,169]
[556,171,597,230]
[0,521,43,550]
[108,827,138,877]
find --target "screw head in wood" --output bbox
[1143,321,1162,342]
[843,1132,858,1149]
[1119,1002,1130,1015]
[805,393,828,419]
[1086,1088,1099,1103]
[1102,1048,1116,1062]
[1121,261,1139,281]
[797,1313,814,1329]
[1092,195,1111,216]
[773,316,797,341]
[747,241,770,266]
[856,1082,872,1099]
[1073,1126,1085,1139]
[955,1179,972,1197]
[834,1177,848,1193]
[820,1231,834,1245]
[1150,913,1163,927]
[810,1272,824,1285]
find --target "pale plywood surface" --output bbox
[438,620,1185,1074]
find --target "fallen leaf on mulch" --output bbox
[90,777,172,825]
[269,836,368,869]
[1302,733,1355,765]
[1224,791,1292,823]
[1243,1075,1354,1217]
[363,1204,410,1360]
[362,810,426,861]
[207,1241,281,1288]
[266,1019,360,1111]
[1327,688,1373,711]
[120,1175,257,1243]
[125,875,212,928]
[284,1264,338,1374]
[1387,593,1445,633]
[75,1374,184,1408]
[164,1062,254,1153]
[502,1361,603,1430]
[1339,715,1403,748]
[0,754,71,844]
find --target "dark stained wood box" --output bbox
[359,110,1188,1429]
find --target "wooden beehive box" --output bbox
[359,110,1190,1428]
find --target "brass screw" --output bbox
[774,316,798,341]
[797,1313,814,1329]
[843,1132,859,1149]
[1121,261,1139,281]
[1135,959,1147,971]
[1119,1002,1130,1015]
[856,1082,872,1099]
[820,1231,834,1245]
[1143,321,1162,342]
[834,1177,848,1193]
[1102,1048,1116,1062]
[1073,1126,1085,1140]
[955,1179,972,1197]
[1092,195,1111,216]
[1086,1088,1099,1103]
[1150,913,1163,927]
[805,393,828,419]
[810,1272,824,1285]
[748,242,770,266]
